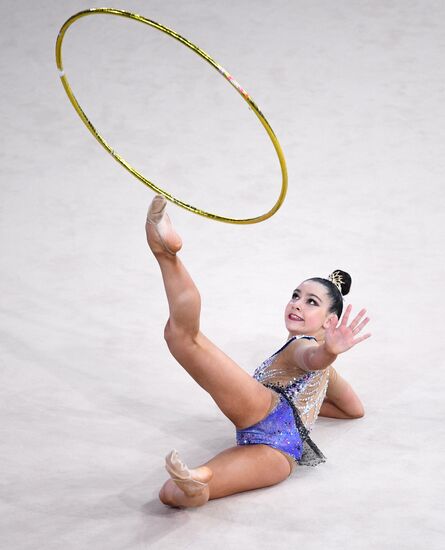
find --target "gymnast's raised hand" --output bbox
[323,304,371,356]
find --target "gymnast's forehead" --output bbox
[293,281,329,299]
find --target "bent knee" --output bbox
[163,320,174,345]
[164,319,199,347]
[251,446,293,483]
[206,446,290,500]
[164,320,198,349]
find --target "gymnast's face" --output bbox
[284,280,335,339]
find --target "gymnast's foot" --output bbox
[146,195,183,256]
[164,449,213,498]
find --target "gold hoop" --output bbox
[55,8,288,224]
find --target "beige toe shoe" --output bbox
[146,195,176,255]
[165,449,208,496]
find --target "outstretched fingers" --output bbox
[352,332,372,345]
[354,315,370,333]
[340,304,352,327]
[349,308,367,330]
[339,305,372,347]
[351,311,371,346]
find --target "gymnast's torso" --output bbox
[252,335,330,433]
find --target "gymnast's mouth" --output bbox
[289,313,304,321]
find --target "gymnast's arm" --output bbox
[289,340,365,419]
[292,305,371,373]
[318,366,365,419]
[290,338,338,372]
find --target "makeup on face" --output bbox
[285,281,333,338]
[291,288,322,307]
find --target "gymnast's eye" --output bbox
[291,291,299,300]
[308,298,318,306]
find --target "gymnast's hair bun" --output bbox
[329,270,352,296]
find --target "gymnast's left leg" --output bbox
[145,195,277,430]
[159,445,292,508]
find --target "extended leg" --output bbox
[159,445,292,508]
[145,196,274,429]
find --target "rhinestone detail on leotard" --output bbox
[252,335,330,467]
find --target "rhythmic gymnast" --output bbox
[145,195,371,509]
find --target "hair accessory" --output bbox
[328,270,344,294]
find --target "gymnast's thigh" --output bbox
[201,445,292,500]
[167,329,278,429]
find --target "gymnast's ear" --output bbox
[323,313,338,330]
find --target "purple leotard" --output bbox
[236,392,304,461]
[236,335,328,468]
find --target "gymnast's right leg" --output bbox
[145,195,275,431]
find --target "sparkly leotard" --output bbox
[236,335,330,471]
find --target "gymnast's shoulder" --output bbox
[281,335,325,373]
